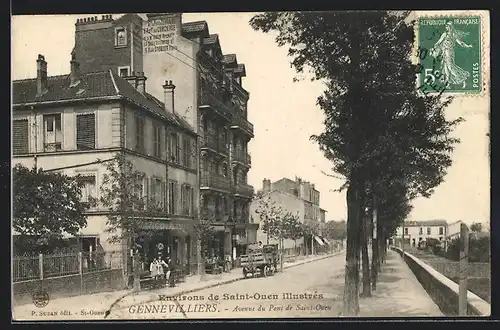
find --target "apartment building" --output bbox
[393,219,447,248]
[12,52,199,273]
[251,177,328,253]
[70,13,256,262]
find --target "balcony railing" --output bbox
[232,152,251,165]
[201,137,229,155]
[200,89,233,120]
[234,183,254,197]
[234,213,250,224]
[200,174,231,191]
[231,113,254,137]
[201,137,218,151]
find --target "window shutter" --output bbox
[76,114,96,150]
[13,119,29,154]
[161,181,166,210]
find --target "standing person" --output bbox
[158,256,169,287]
[166,256,175,287]
[150,258,159,287]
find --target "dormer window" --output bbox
[115,28,127,47]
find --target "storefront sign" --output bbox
[143,16,178,53]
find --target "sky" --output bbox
[11,12,490,226]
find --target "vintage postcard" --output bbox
[11,10,490,320]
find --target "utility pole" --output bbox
[458,223,469,316]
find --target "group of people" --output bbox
[149,255,175,288]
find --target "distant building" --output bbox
[250,177,328,253]
[393,219,447,248]
[447,220,462,241]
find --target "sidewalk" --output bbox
[357,249,443,317]
[13,251,343,320]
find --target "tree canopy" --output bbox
[13,163,88,252]
[250,11,462,315]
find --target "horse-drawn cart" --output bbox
[240,244,279,278]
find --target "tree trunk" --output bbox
[280,238,284,271]
[377,226,384,268]
[343,182,361,316]
[360,204,371,297]
[196,237,206,281]
[371,200,379,290]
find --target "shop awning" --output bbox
[321,237,331,245]
[314,236,325,246]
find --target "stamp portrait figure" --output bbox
[429,22,473,89]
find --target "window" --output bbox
[168,181,176,214]
[142,176,149,210]
[169,132,179,163]
[190,186,195,216]
[419,227,423,235]
[153,178,164,210]
[43,114,62,151]
[404,228,408,235]
[13,119,29,154]
[134,115,145,152]
[118,66,130,78]
[181,184,192,216]
[153,123,161,158]
[115,28,127,46]
[182,137,191,168]
[76,113,96,150]
[439,227,444,235]
[80,175,96,206]
[427,227,431,235]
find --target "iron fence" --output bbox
[13,250,123,283]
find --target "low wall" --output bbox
[427,261,490,279]
[390,247,490,316]
[13,269,126,306]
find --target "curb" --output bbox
[105,250,345,317]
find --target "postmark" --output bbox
[32,290,50,308]
[416,15,483,95]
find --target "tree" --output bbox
[301,221,320,255]
[12,163,88,254]
[254,196,286,244]
[193,209,217,279]
[324,220,347,242]
[250,11,461,315]
[98,154,163,249]
[470,222,483,233]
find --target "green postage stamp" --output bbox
[417,16,483,95]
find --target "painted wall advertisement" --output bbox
[143,16,178,53]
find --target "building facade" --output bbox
[252,177,328,253]
[12,52,199,273]
[393,220,447,248]
[16,13,256,265]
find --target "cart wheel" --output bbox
[263,266,270,277]
[243,268,248,278]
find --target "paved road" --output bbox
[108,252,346,319]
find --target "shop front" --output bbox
[134,220,196,275]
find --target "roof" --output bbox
[182,21,208,34]
[403,219,448,227]
[222,54,237,66]
[233,64,246,77]
[204,34,219,45]
[12,70,195,134]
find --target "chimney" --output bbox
[136,72,147,94]
[262,178,271,193]
[36,54,48,96]
[70,53,81,87]
[163,80,176,113]
[124,71,138,88]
